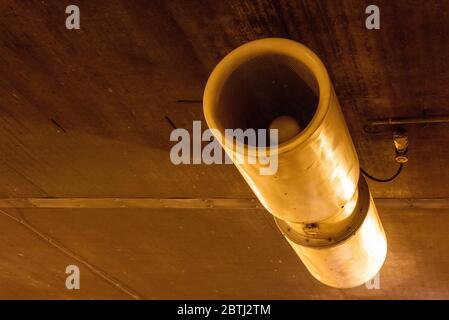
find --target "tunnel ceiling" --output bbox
[0,0,448,299]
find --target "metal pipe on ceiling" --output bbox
[368,116,449,126]
[203,38,387,288]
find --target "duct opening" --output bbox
[215,54,319,146]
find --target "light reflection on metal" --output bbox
[276,176,387,288]
[203,38,387,288]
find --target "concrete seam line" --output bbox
[1,197,449,209]
[0,208,143,300]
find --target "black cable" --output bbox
[361,163,404,183]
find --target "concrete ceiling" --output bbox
[0,0,448,299]
[1,206,448,299]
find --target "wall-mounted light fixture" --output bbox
[203,38,387,288]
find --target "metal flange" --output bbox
[274,174,371,248]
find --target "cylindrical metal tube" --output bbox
[276,175,387,288]
[203,38,359,223]
[203,38,387,288]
